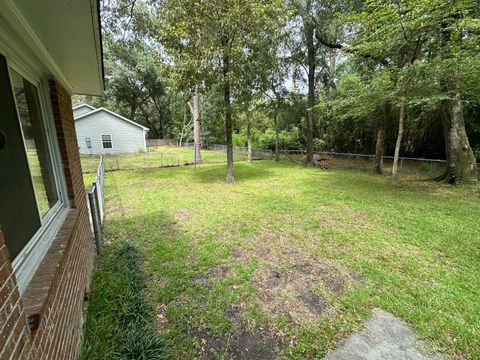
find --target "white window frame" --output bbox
[1,41,69,294]
[101,134,112,149]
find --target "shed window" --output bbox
[102,134,112,149]
[86,137,91,148]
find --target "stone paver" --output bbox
[323,308,444,360]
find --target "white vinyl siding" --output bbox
[75,110,147,154]
[73,105,95,118]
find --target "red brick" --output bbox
[0,80,95,359]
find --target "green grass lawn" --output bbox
[96,160,479,359]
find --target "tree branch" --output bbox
[315,29,390,67]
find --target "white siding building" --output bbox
[73,103,96,118]
[74,104,149,154]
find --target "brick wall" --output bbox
[0,80,95,359]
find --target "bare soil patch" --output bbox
[175,208,192,222]
[192,266,231,289]
[196,306,284,360]
[248,231,361,324]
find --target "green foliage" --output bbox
[310,0,480,157]
[80,241,165,360]
[250,126,303,150]
[156,0,289,93]
[232,133,246,147]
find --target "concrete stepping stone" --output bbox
[323,308,444,360]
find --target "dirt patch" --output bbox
[231,246,255,266]
[192,266,231,289]
[292,261,349,294]
[155,303,168,330]
[248,233,361,324]
[313,212,345,229]
[285,188,301,196]
[175,208,192,222]
[253,264,330,323]
[196,312,284,360]
[193,298,285,359]
[297,290,329,315]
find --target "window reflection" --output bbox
[10,70,58,218]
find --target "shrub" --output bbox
[80,241,165,360]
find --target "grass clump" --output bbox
[80,241,165,360]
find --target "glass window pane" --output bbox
[10,70,58,218]
[102,134,112,149]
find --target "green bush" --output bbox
[80,241,165,360]
[232,132,247,146]
[252,125,303,150]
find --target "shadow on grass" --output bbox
[188,161,277,184]
[110,160,280,185]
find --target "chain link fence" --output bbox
[87,155,105,254]
[81,145,274,173]
[280,149,480,178]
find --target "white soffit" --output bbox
[0,0,104,96]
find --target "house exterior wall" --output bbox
[0,79,95,359]
[73,105,94,118]
[75,111,147,154]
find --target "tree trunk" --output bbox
[437,18,477,183]
[291,64,298,94]
[247,118,252,163]
[306,43,315,165]
[179,108,189,147]
[274,110,280,161]
[142,114,160,139]
[192,85,202,163]
[373,126,386,174]
[129,104,137,122]
[373,107,388,174]
[441,91,477,184]
[328,49,336,90]
[223,47,234,183]
[304,3,315,165]
[392,104,405,179]
[158,110,164,138]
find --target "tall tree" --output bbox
[158,0,287,183]
[318,0,478,182]
[288,0,357,165]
